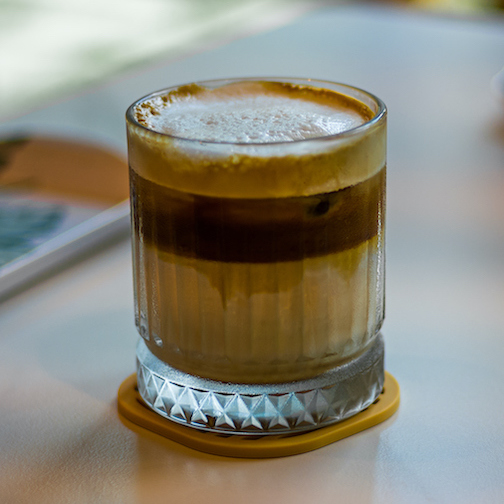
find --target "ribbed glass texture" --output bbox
[127,78,386,432]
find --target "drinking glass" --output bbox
[126,78,386,435]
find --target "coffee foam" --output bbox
[128,81,386,198]
[135,82,368,143]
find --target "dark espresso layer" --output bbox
[130,167,385,263]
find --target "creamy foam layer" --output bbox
[135,82,370,143]
[128,80,386,198]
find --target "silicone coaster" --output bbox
[117,372,400,458]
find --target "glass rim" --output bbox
[126,77,387,147]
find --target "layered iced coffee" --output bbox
[127,79,386,388]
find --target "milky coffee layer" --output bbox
[128,81,386,198]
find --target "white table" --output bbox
[1,4,504,503]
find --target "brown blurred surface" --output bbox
[0,138,129,205]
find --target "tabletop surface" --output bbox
[1,4,504,503]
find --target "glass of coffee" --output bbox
[126,78,386,435]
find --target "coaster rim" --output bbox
[117,371,400,459]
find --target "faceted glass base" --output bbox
[136,334,384,436]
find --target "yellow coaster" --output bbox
[117,372,400,458]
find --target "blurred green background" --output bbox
[1,0,503,119]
